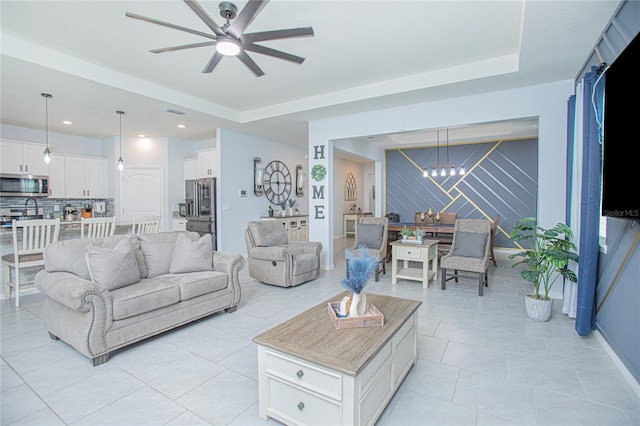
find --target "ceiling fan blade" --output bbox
[202,51,224,73]
[126,12,216,40]
[227,0,269,39]
[237,51,265,77]
[183,0,226,37]
[151,41,216,54]
[241,27,314,44]
[244,44,305,64]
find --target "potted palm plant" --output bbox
[508,217,579,321]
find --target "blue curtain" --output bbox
[566,95,576,225]
[575,66,604,336]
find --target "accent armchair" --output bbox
[440,219,492,296]
[349,216,388,281]
[245,220,323,287]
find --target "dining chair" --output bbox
[489,214,501,267]
[2,218,61,307]
[440,218,492,296]
[350,216,388,281]
[132,215,160,234]
[80,216,117,238]
[435,212,458,253]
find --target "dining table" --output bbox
[386,222,455,261]
[387,222,455,235]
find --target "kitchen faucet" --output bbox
[24,197,38,216]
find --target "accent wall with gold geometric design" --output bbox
[385,138,537,249]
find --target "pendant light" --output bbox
[41,93,52,164]
[424,128,465,178]
[116,111,125,171]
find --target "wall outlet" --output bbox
[53,204,60,211]
[239,189,247,197]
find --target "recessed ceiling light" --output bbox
[62,120,72,125]
[138,134,146,138]
[177,124,187,129]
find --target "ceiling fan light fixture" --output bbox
[216,37,240,56]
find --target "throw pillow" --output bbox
[45,235,128,280]
[137,232,181,278]
[355,223,384,249]
[170,233,213,274]
[451,231,489,259]
[85,240,141,290]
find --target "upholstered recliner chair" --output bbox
[245,221,323,287]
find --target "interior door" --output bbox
[120,168,163,225]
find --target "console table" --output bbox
[253,292,421,426]
[391,240,439,288]
[343,212,372,237]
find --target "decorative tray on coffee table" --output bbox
[327,302,384,329]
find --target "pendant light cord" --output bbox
[45,96,49,149]
[446,128,449,164]
[436,129,440,164]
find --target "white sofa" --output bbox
[35,231,244,366]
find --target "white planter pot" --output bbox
[525,294,553,322]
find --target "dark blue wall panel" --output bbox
[385,138,538,249]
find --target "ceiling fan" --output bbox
[126,0,314,77]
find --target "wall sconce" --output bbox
[295,164,306,197]
[254,157,264,196]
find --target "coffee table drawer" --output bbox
[395,246,423,260]
[267,377,342,425]
[265,350,342,400]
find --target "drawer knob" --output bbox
[297,402,305,411]
[296,369,304,378]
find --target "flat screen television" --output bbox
[601,31,640,220]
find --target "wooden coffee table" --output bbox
[253,292,421,426]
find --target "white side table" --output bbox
[391,240,438,288]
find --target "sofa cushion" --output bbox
[170,233,213,274]
[110,277,180,320]
[451,231,488,259]
[128,235,148,279]
[165,270,228,300]
[85,240,141,290]
[44,235,129,280]
[248,221,288,246]
[355,223,384,249]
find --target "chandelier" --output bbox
[422,129,465,177]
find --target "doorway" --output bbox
[120,167,163,226]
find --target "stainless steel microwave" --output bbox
[0,174,49,197]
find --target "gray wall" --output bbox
[385,138,537,249]
[576,0,640,385]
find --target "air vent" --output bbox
[165,108,186,116]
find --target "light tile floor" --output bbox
[1,239,639,425]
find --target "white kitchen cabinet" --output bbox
[0,140,48,176]
[47,154,66,198]
[197,149,216,177]
[184,158,198,180]
[65,155,107,199]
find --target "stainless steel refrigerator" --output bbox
[185,177,216,249]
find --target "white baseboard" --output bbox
[595,330,640,399]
